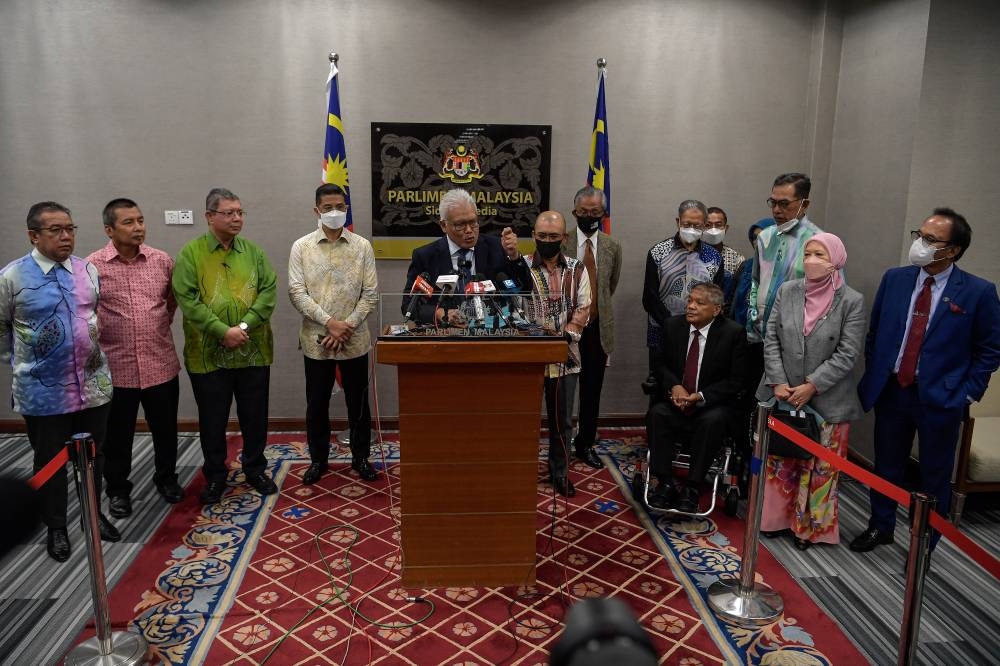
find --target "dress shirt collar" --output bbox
[314,226,352,245]
[919,262,953,287]
[97,239,148,263]
[208,233,244,253]
[447,236,472,259]
[577,229,598,253]
[688,318,714,339]
[31,247,73,274]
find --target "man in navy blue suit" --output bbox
[402,189,527,324]
[852,208,1000,553]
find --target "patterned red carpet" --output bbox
[88,431,866,665]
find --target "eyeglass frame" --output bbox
[34,225,78,237]
[910,229,952,247]
[447,220,479,232]
[208,209,246,219]
[766,197,803,210]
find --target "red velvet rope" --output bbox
[28,445,69,491]
[767,416,1000,580]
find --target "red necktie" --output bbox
[583,238,598,321]
[897,277,934,388]
[683,330,700,393]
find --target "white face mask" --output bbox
[908,237,941,267]
[702,228,725,245]
[319,209,347,230]
[776,218,799,234]
[679,227,703,245]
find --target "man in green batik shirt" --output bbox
[172,187,278,505]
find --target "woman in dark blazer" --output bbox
[755,232,864,550]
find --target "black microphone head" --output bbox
[0,477,42,559]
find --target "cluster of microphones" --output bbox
[403,271,539,332]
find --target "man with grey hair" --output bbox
[642,199,724,356]
[172,187,278,505]
[0,201,120,561]
[403,188,528,324]
[645,282,747,512]
[562,185,622,470]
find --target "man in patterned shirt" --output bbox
[704,206,745,313]
[0,201,120,562]
[88,198,184,519]
[642,200,724,364]
[172,188,278,505]
[521,211,591,498]
[288,184,379,485]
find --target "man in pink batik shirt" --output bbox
[87,198,184,519]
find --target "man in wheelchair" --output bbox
[644,282,748,512]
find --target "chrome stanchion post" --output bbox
[708,403,784,626]
[897,492,936,666]
[65,433,147,666]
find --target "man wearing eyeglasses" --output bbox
[747,173,823,343]
[852,208,1000,555]
[87,198,183,520]
[561,186,622,472]
[172,188,278,505]
[642,199,724,361]
[289,183,379,485]
[402,188,527,325]
[0,201,120,561]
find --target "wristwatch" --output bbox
[238,322,249,333]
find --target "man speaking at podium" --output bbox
[402,188,526,325]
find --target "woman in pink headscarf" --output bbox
[755,232,866,549]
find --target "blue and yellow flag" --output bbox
[586,66,611,233]
[324,59,352,229]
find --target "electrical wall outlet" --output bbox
[165,210,195,225]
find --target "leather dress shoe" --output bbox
[676,486,700,513]
[352,459,378,482]
[849,527,894,552]
[575,448,603,470]
[199,480,226,505]
[108,495,132,518]
[156,480,185,504]
[302,462,328,485]
[247,473,278,495]
[648,481,678,510]
[47,527,70,562]
[761,529,792,539]
[553,477,576,498]
[98,513,121,542]
[794,537,812,551]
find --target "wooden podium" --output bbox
[376,337,567,588]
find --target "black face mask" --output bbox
[535,239,562,260]
[574,214,602,234]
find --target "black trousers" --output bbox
[188,366,270,484]
[573,318,607,452]
[103,376,180,498]
[23,403,111,529]
[646,401,731,487]
[303,354,372,463]
[545,374,578,481]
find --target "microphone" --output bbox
[0,477,42,559]
[435,273,458,295]
[464,273,488,325]
[404,272,435,321]
[495,271,528,322]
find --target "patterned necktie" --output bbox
[457,249,472,291]
[897,276,935,388]
[683,330,700,393]
[583,237,598,322]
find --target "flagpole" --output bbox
[329,51,338,65]
[597,57,606,70]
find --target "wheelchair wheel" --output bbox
[631,471,646,507]
[723,487,740,517]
